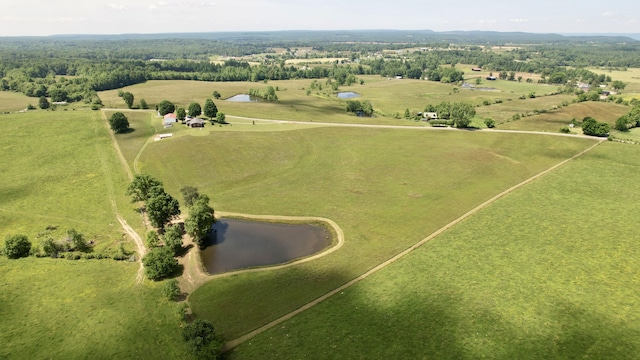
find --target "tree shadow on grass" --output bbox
[228,284,640,359]
[118,127,136,134]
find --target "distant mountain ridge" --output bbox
[13,30,636,45]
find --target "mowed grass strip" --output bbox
[230,141,640,360]
[133,125,596,339]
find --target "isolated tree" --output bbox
[109,112,130,133]
[188,102,202,117]
[185,195,215,249]
[450,102,476,128]
[122,92,134,109]
[139,98,148,109]
[38,96,50,109]
[216,112,226,124]
[182,319,223,358]
[176,107,186,121]
[212,90,221,99]
[163,224,184,256]
[162,279,181,301]
[126,174,164,203]
[612,80,627,91]
[203,98,218,119]
[4,234,31,259]
[180,186,201,207]
[582,117,610,137]
[157,100,175,116]
[142,246,178,281]
[146,190,181,229]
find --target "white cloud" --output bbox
[601,11,616,18]
[107,3,128,11]
[510,19,529,23]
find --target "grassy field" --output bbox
[0,110,192,359]
[229,141,640,360]
[0,91,33,112]
[0,110,135,251]
[0,257,191,359]
[476,94,575,124]
[497,102,630,132]
[127,122,597,339]
[97,76,576,126]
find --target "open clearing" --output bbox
[126,118,597,339]
[229,141,640,360]
[0,110,191,359]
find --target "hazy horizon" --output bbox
[2,0,639,37]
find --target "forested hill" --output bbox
[2,30,637,45]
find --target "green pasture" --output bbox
[476,94,575,124]
[128,124,596,339]
[588,67,640,93]
[0,110,192,359]
[231,142,640,359]
[498,102,629,132]
[0,257,191,359]
[0,91,33,112]
[0,110,136,251]
[611,127,640,143]
[98,77,571,126]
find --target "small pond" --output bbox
[226,94,261,102]
[337,91,360,99]
[200,218,332,274]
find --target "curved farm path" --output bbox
[223,139,605,351]
[100,111,146,283]
[179,212,345,295]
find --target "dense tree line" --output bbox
[1,35,638,104]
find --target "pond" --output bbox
[337,91,360,99]
[200,218,332,274]
[226,94,261,102]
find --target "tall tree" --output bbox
[203,98,218,119]
[185,195,215,249]
[180,186,201,207]
[122,91,134,109]
[157,100,175,116]
[176,107,186,121]
[142,246,178,281]
[38,96,50,109]
[188,102,202,117]
[450,102,476,128]
[146,190,181,229]
[109,112,130,133]
[163,224,184,256]
[126,174,163,203]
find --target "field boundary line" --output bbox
[100,111,146,284]
[224,139,604,351]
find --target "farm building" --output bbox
[163,113,177,127]
[472,68,482,72]
[186,118,205,128]
[486,76,497,81]
[422,112,438,121]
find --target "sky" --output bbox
[1,0,640,37]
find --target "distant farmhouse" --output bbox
[163,113,177,128]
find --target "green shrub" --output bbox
[4,234,31,259]
[162,279,181,301]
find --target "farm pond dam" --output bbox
[199,218,332,274]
